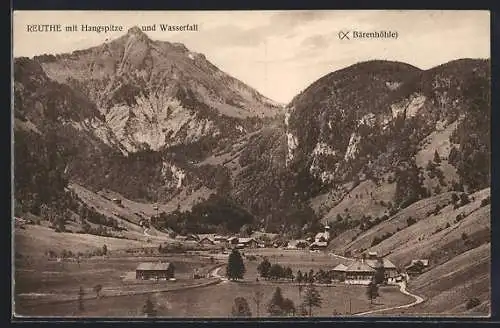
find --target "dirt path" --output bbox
[353,281,424,316]
[209,265,228,283]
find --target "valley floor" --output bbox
[13,225,490,318]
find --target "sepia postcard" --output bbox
[12,10,491,319]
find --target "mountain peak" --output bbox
[127,26,149,38]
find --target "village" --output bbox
[133,224,430,287]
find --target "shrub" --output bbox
[466,298,481,310]
[460,194,470,206]
[480,196,491,207]
[407,217,417,226]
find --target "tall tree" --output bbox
[366,280,379,304]
[143,296,157,317]
[231,297,252,317]
[253,289,264,317]
[226,249,245,280]
[301,284,322,316]
[373,258,385,285]
[93,284,103,298]
[269,263,284,280]
[296,270,303,285]
[267,287,285,316]
[78,286,85,312]
[433,150,441,164]
[257,258,271,279]
[282,298,296,316]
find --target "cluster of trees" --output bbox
[371,231,395,247]
[426,152,447,187]
[79,223,113,237]
[77,204,123,231]
[359,214,391,232]
[158,242,197,254]
[394,159,428,209]
[256,259,334,285]
[46,244,108,259]
[325,213,360,238]
[231,284,323,318]
[256,258,294,281]
[151,194,255,235]
[448,74,490,192]
[267,287,297,316]
[407,216,417,226]
[14,126,77,232]
[297,269,333,285]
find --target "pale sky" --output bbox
[13,10,490,104]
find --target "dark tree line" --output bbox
[151,194,255,235]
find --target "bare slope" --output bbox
[404,243,490,315]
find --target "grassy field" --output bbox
[401,243,491,316]
[14,228,222,317]
[16,278,413,318]
[16,222,486,318]
[15,225,151,257]
[14,242,416,318]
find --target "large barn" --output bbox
[365,258,398,284]
[136,262,174,280]
[344,261,376,285]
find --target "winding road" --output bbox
[327,251,425,315]
[353,281,424,316]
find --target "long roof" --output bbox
[346,261,376,273]
[239,237,257,243]
[310,241,328,247]
[410,259,429,266]
[333,264,348,271]
[199,237,215,243]
[365,258,397,269]
[136,262,172,271]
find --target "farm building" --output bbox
[365,258,399,284]
[111,198,122,206]
[344,261,376,285]
[287,239,309,249]
[405,259,429,276]
[198,237,216,246]
[310,241,328,250]
[136,262,174,280]
[185,234,199,242]
[227,237,239,245]
[214,235,228,243]
[331,263,348,281]
[238,237,259,248]
[409,259,429,267]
